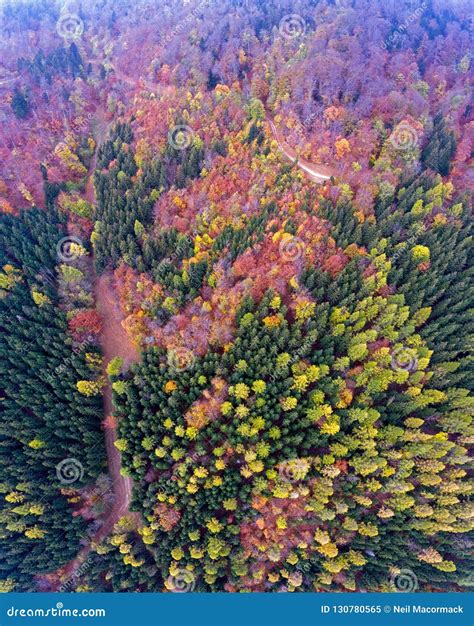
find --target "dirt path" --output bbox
[83,108,140,541]
[84,112,140,538]
[267,116,334,183]
[85,111,140,540]
[93,272,141,530]
[42,112,142,590]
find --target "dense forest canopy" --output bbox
[0,0,472,594]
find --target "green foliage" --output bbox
[107,357,124,377]
[113,258,472,590]
[11,87,29,119]
[93,122,204,273]
[421,113,457,176]
[0,208,105,590]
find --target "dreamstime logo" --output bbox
[389,568,419,592]
[56,458,84,485]
[167,347,196,373]
[278,458,310,483]
[278,461,296,483]
[168,125,194,150]
[380,2,428,50]
[279,236,305,262]
[391,223,426,264]
[56,13,84,41]
[160,0,210,46]
[56,235,84,262]
[59,555,94,591]
[391,346,418,373]
[75,111,94,130]
[54,141,69,157]
[389,121,419,151]
[279,14,306,39]
[165,569,196,592]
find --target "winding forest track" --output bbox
[94,271,140,526]
[86,112,140,533]
[267,115,334,183]
[44,111,141,590]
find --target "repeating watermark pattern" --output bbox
[268,337,313,383]
[279,14,306,40]
[56,235,84,262]
[59,556,94,592]
[167,347,196,373]
[160,0,210,46]
[390,346,418,373]
[165,568,196,592]
[389,568,419,592]
[278,458,310,483]
[390,222,426,264]
[72,335,98,354]
[300,110,316,131]
[56,458,84,485]
[279,236,305,262]
[56,1,84,43]
[389,121,420,151]
[74,111,95,131]
[54,141,69,157]
[379,2,428,49]
[168,124,194,150]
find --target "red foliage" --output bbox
[154,503,181,532]
[322,251,348,277]
[68,309,102,338]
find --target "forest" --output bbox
[0,0,472,594]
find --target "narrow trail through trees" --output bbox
[94,271,140,533]
[87,112,140,536]
[42,113,141,590]
[267,116,334,183]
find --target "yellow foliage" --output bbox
[263,314,282,328]
[164,380,178,393]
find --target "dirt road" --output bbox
[267,116,334,183]
[41,111,141,590]
[84,110,140,547]
[94,271,140,525]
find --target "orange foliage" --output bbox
[335,137,351,159]
[154,503,181,532]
